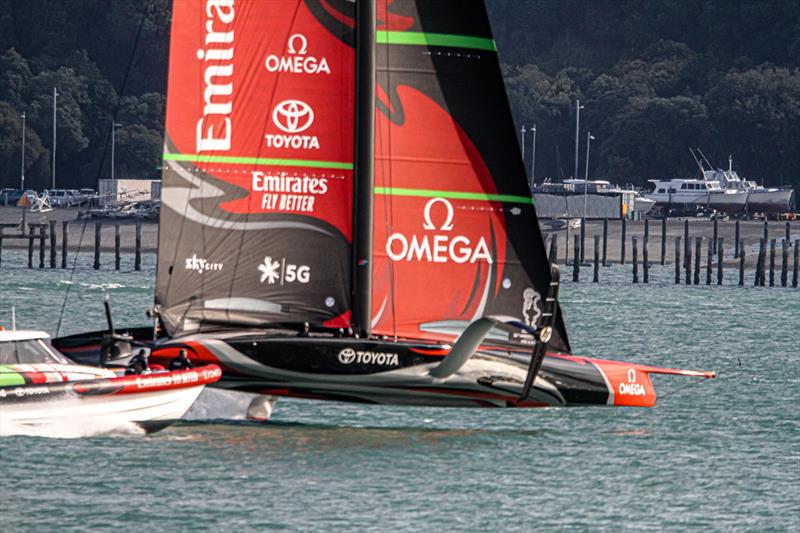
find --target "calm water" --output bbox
[0,250,797,531]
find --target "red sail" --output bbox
[156,0,356,334]
[369,0,570,352]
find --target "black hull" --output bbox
[149,333,613,408]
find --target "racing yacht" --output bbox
[60,0,714,410]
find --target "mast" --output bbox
[353,0,376,337]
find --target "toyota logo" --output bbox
[338,348,356,364]
[272,99,315,134]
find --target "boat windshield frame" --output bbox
[0,339,73,365]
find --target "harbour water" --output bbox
[0,250,797,530]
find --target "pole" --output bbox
[693,237,701,285]
[620,218,626,265]
[593,235,599,283]
[739,239,745,286]
[706,237,713,285]
[134,222,142,271]
[734,221,740,258]
[675,237,681,284]
[717,238,724,285]
[52,87,58,190]
[353,0,376,337]
[602,218,608,266]
[520,125,526,162]
[643,230,649,283]
[530,124,536,188]
[20,112,26,190]
[111,122,116,180]
[583,131,594,221]
[574,99,583,179]
[573,234,580,282]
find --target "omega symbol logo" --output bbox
[287,34,308,55]
[338,348,356,364]
[628,368,637,383]
[423,197,454,231]
[272,99,315,134]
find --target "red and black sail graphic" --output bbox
[156,0,356,335]
[369,0,571,352]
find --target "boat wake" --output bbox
[0,415,146,439]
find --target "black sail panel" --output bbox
[369,0,571,353]
[156,0,356,335]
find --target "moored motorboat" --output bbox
[1,329,221,435]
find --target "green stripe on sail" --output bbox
[163,153,353,170]
[377,31,497,52]
[375,187,532,205]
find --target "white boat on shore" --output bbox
[703,159,794,214]
[645,178,748,214]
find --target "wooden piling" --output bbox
[675,237,681,285]
[660,217,666,265]
[643,232,649,284]
[755,239,765,287]
[782,223,790,287]
[565,225,570,267]
[632,236,639,283]
[712,217,718,254]
[620,218,626,265]
[693,237,701,285]
[717,238,724,285]
[602,218,608,266]
[593,235,599,283]
[115,223,121,270]
[94,223,101,270]
[572,234,580,282]
[763,221,768,245]
[769,239,776,287]
[739,240,745,286]
[548,234,558,265]
[580,217,586,263]
[685,234,692,285]
[734,221,740,258]
[49,220,56,268]
[793,239,799,288]
[0,227,3,267]
[27,235,33,268]
[38,225,45,269]
[706,237,713,285]
[134,223,142,271]
[61,221,68,268]
[683,220,690,270]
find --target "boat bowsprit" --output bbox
[0,330,221,436]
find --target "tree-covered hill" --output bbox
[0,0,798,194]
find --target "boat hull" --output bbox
[0,365,222,435]
[745,189,794,214]
[148,333,712,409]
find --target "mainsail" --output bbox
[367,0,570,352]
[156,0,569,353]
[156,0,356,334]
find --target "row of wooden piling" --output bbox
[572,218,789,267]
[0,221,142,270]
[557,230,799,287]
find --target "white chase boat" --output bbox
[0,330,221,435]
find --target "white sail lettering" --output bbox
[195,0,234,152]
[264,33,331,75]
[385,198,494,264]
[206,0,234,24]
